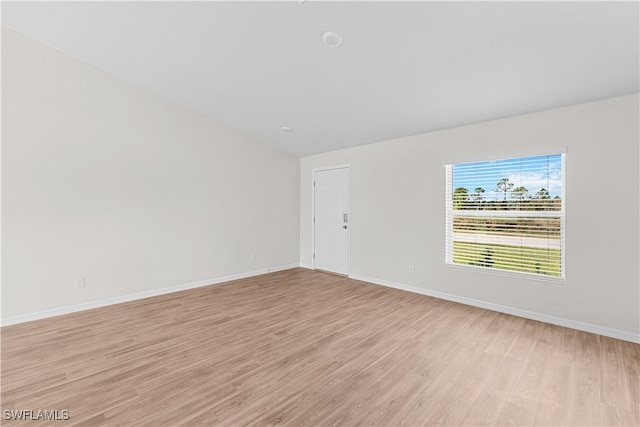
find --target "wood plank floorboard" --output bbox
[1,268,638,426]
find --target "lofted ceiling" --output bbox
[2,1,639,157]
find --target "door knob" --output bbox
[343,225,348,229]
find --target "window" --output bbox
[445,153,565,280]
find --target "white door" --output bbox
[314,167,350,275]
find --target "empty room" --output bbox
[1,1,639,426]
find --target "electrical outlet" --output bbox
[74,277,85,288]
[408,265,414,273]
[250,254,256,262]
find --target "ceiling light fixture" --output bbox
[281,126,293,133]
[322,31,343,48]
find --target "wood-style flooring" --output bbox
[2,268,639,426]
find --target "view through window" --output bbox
[445,153,565,279]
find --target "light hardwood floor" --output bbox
[2,268,639,426]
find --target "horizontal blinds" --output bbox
[445,154,565,279]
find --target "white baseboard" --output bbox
[1,264,300,327]
[7,265,636,344]
[349,273,640,344]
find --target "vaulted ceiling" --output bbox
[3,1,638,157]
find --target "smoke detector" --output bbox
[322,32,343,48]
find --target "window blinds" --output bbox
[445,154,565,280]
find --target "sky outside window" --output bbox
[452,154,562,201]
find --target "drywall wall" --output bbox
[300,94,640,338]
[2,28,300,320]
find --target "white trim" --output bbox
[312,164,351,173]
[311,170,316,270]
[441,146,568,166]
[560,153,566,278]
[452,210,562,218]
[349,273,640,344]
[1,264,300,327]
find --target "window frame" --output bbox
[445,153,565,283]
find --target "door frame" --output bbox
[312,165,351,276]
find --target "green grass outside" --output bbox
[453,241,561,277]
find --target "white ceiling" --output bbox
[2,1,639,157]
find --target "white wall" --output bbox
[3,27,638,340]
[2,28,300,320]
[301,94,640,338]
